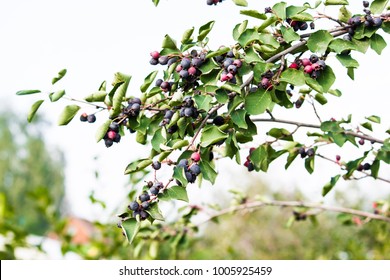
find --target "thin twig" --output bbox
[197,200,390,225]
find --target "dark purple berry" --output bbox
[149,58,159,65]
[80,113,88,122]
[179,69,189,78]
[190,164,201,176]
[310,54,319,63]
[299,22,308,31]
[164,110,174,119]
[105,139,113,148]
[167,57,178,66]
[372,17,382,27]
[158,56,169,65]
[139,210,149,220]
[141,201,150,210]
[213,116,225,126]
[310,22,315,29]
[177,159,189,169]
[167,124,178,134]
[184,107,194,117]
[265,7,272,13]
[152,161,161,170]
[363,163,371,170]
[359,138,365,145]
[181,58,191,69]
[363,1,369,8]
[109,122,120,132]
[129,201,139,211]
[307,148,315,157]
[150,186,159,195]
[114,133,121,143]
[223,58,234,68]
[185,171,196,183]
[131,103,140,113]
[87,114,96,123]
[139,193,150,202]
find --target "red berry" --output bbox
[336,155,341,161]
[249,147,256,154]
[220,73,229,82]
[301,58,311,67]
[191,152,201,162]
[289,62,299,69]
[304,65,313,74]
[107,130,117,140]
[188,66,197,76]
[150,51,160,59]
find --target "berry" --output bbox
[190,164,201,176]
[298,147,307,158]
[304,65,314,74]
[213,116,225,126]
[220,72,230,82]
[160,81,171,91]
[150,187,159,195]
[359,138,365,145]
[207,0,214,5]
[265,7,272,13]
[104,139,113,148]
[177,159,189,169]
[188,66,197,76]
[158,56,169,65]
[150,51,160,59]
[179,69,189,78]
[131,103,140,113]
[191,152,201,162]
[152,161,161,170]
[181,58,191,69]
[129,201,139,211]
[343,34,352,41]
[299,22,308,31]
[155,78,163,87]
[109,122,120,132]
[289,62,299,69]
[167,57,178,66]
[183,96,194,107]
[227,64,237,74]
[301,58,311,67]
[363,163,371,170]
[184,107,194,117]
[233,59,242,68]
[149,58,159,65]
[87,114,96,123]
[372,17,382,27]
[114,133,121,143]
[310,22,315,29]
[185,171,196,183]
[80,113,88,122]
[247,162,255,172]
[154,182,164,189]
[336,155,341,161]
[132,98,142,105]
[317,60,326,70]
[139,210,149,220]
[167,124,178,134]
[223,58,234,68]
[164,110,174,119]
[310,54,319,63]
[307,148,315,157]
[192,58,203,67]
[363,1,369,8]
[139,193,150,202]
[141,201,150,210]
[107,130,117,140]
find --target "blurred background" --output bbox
[0,0,389,259]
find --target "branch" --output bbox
[198,199,390,225]
[250,117,321,128]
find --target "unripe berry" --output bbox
[301,58,311,67]
[289,62,299,69]
[188,66,197,76]
[107,130,117,140]
[304,65,314,74]
[336,155,341,161]
[191,152,201,162]
[150,51,160,59]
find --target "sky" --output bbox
[1,0,389,223]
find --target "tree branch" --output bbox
[198,199,390,225]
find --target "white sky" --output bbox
[1,0,389,222]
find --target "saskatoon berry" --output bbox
[310,22,315,29]
[177,159,189,168]
[179,69,189,78]
[299,22,308,31]
[310,54,319,63]
[227,64,237,74]
[233,59,242,68]
[188,66,197,76]
[184,107,194,117]
[87,114,96,123]
[160,81,171,91]
[105,139,113,148]
[107,130,117,140]
[336,155,341,161]
[185,171,196,183]
[139,210,149,220]
[190,164,201,176]
[181,58,191,69]
[372,17,382,27]
[109,122,120,132]
[132,211,140,218]
[363,1,369,8]
[150,186,160,195]
[207,0,214,5]
[343,34,352,41]
[150,51,160,59]
[359,138,365,145]
[192,58,203,67]
[139,193,150,202]
[357,164,364,171]
[363,163,371,170]
[128,201,139,211]
[158,56,169,65]
[141,201,150,210]
[183,96,194,107]
[149,58,159,65]
[167,57,178,66]
[265,7,272,13]
[213,116,225,126]
[164,110,174,119]
[247,162,255,172]
[132,98,142,105]
[317,60,326,70]
[167,124,178,134]
[304,65,313,74]
[223,58,234,68]
[226,50,234,58]
[114,133,121,143]
[307,148,315,157]
[80,113,88,122]
[191,152,201,162]
[298,147,307,158]
[152,161,162,170]
[131,103,141,113]
[301,58,311,67]
[154,182,164,189]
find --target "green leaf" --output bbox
[16,89,41,95]
[173,166,188,188]
[338,5,352,23]
[199,160,217,184]
[321,121,343,132]
[314,93,328,105]
[240,10,266,20]
[233,20,248,41]
[232,0,248,6]
[305,77,323,93]
[286,5,307,18]
[124,159,153,175]
[198,21,215,42]
[159,185,188,202]
[27,100,44,123]
[51,69,67,85]
[336,54,359,68]
[49,89,65,102]
[95,120,111,143]
[200,126,228,147]
[238,28,261,47]
[322,175,341,196]
[307,30,333,53]
[244,88,272,115]
[231,109,247,129]
[370,0,389,14]
[347,67,355,80]
[112,73,131,116]
[273,2,287,19]
[352,38,371,53]
[151,128,165,152]
[171,139,189,150]
[145,203,164,221]
[162,34,179,50]
[370,33,387,55]
[244,47,263,63]
[84,91,107,102]
[221,82,242,94]
[57,104,80,126]
[328,89,342,97]
[194,95,213,112]
[267,128,293,141]
[257,15,278,31]
[383,22,390,34]
[366,115,381,123]
[304,156,315,174]
[290,12,314,21]
[324,0,349,5]
[316,66,336,93]
[361,122,373,131]
[121,218,140,244]
[280,68,306,86]
[181,27,194,44]
[329,38,356,54]
[371,159,380,179]
[152,0,159,7]
[280,26,300,43]
[140,71,158,93]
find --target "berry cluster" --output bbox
[177,152,202,183]
[298,147,315,158]
[357,162,371,171]
[244,147,255,172]
[128,193,151,220]
[175,50,206,90]
[103,121,121,147]
[80,112,96,123]
[149,51,177,67]
[286,18,308,31]
[289,54,326,79]
[214,48,242,83]
[207,0,224,5]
